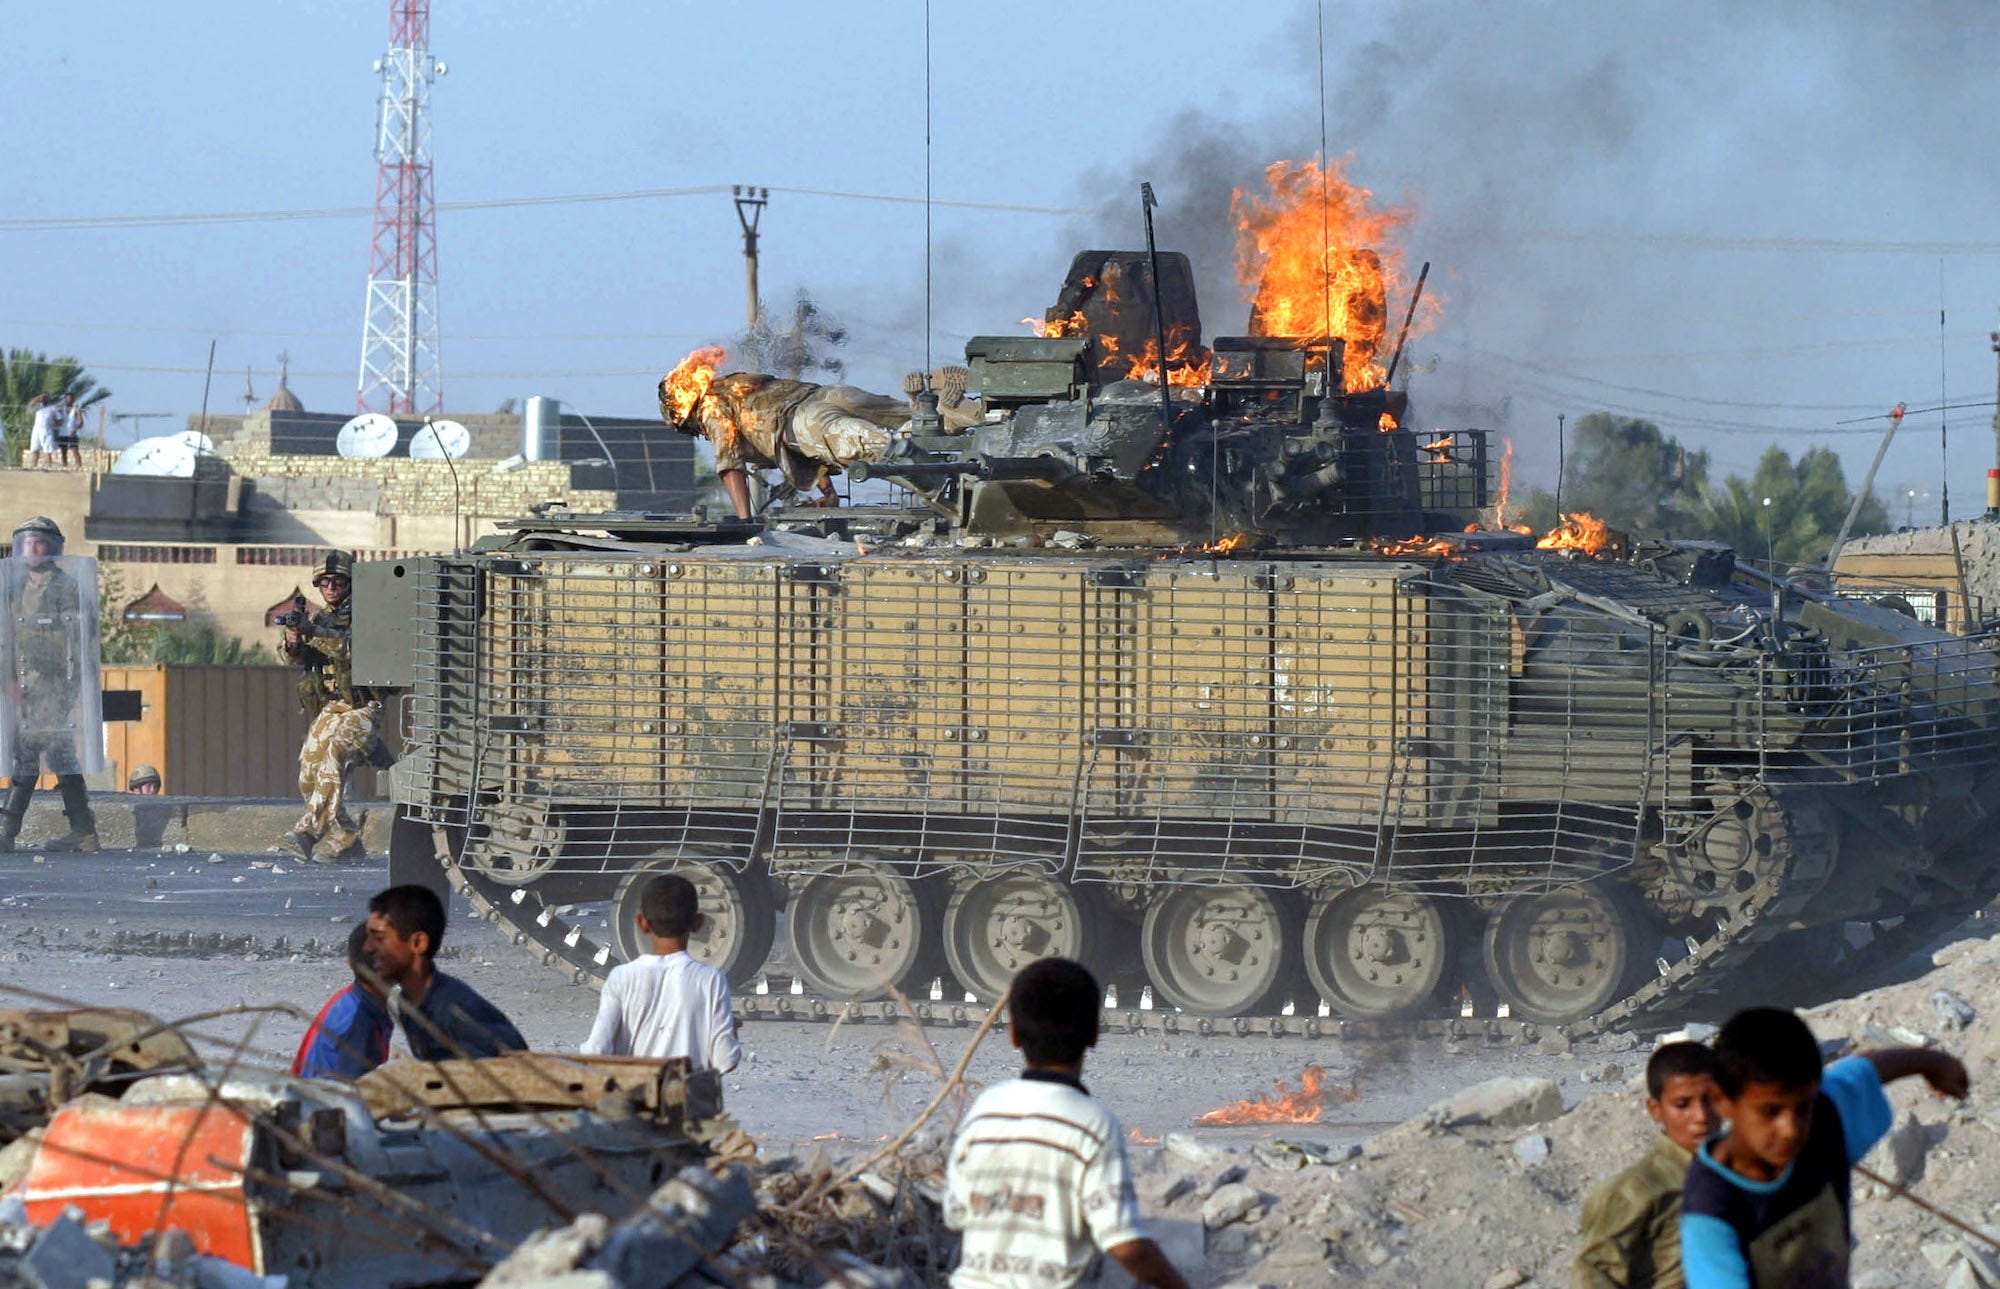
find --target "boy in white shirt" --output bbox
[580,873,742,1072]
[945,957,1188,1289]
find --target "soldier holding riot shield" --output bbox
[277,551,388,864]
[0,517,102,852]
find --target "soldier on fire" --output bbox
[658,348,919,520]
[0,517,102,853]
[277,551,388,864]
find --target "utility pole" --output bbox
[357,0,445,414]
[733,186,769,331]
[1988,326,2000,518]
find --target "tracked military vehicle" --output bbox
[357,251,2000,1033]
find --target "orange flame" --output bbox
[1119,327,1213,387]
[1424,434,1455,459]
[1231,159,1431,392]
[1374,534,1458,557]
[1493,437,1516,529]
[1194,1065,1360,1126]
[1025,311,1090,338]
[1379,411,1399,433]
[662,345,726,424]
[1207,532,1252,554]
[1537,512,1614,555]
[1129,1127,1160,1145]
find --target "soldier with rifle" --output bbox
[277,551,388,863]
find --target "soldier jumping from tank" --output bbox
[659,352,922,520]
[277,551,391,864]
[0,517,98,853]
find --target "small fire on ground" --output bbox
[1195,1064,1360,1126]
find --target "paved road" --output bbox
[0,849,370,934]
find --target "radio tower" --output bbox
[357,1,445,414]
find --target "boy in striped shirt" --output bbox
[945,958,1189,1289]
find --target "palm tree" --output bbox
[0,350,112,462]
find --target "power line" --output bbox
[1509,228,2000,256]
[0,183,1086,234]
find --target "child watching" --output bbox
[580,873,742,1072]
[945,957,1188,1289]
[1573,1040,1719,1288]
[292,922,393,1079]
[1681,1006,1969,1288]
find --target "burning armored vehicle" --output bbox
[355,208,2000,1034]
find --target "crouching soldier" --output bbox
[278,551,390,863]
[0,517,103,853]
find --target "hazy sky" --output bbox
[8,2,2000,519]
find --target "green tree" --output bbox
[1686,445,1886,568]
[1555,413,1710,537]
[0,350,111,462]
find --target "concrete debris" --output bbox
[1511,1134,1551,1167]
[1163,1132,1223,1168]
[0,1205,285,1289]
[1198,1164,1249,1198]
[1428,1076,1564,1129]
[1200,1183,1265,1230]
[1934,988,1978,1032]
[1482,1270,1530,1289]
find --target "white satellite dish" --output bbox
[336,413,398,459]
[110,436,198,478]
[172,430,215,455]
[409,418,470,460]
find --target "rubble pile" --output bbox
[0,1199,282,1289]
[1102,923,2000,1287]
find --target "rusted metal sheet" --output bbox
[358,1053,722,1126]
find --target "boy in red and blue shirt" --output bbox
[291,922,393,1080]
[1681,1006,1968,1288]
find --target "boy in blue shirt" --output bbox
[291,923,393,1079]
[1681,1006,1968,1288]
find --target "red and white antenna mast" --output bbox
[357,0,444,414]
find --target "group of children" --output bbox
[289,876,1972,1289]
[290,873,739,1079]
[1576,1009,1967,1288]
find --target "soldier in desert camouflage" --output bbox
[277,551,387,863]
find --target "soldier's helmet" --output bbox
[313,550,355,583]
[127,764,162,791]
[12,516,64,556]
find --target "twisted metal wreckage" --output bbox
[0,999,946,1288]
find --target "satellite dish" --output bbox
[111,436,198,478]
[409,418,470,460]
[172,430,215,454]
[337,413,398,459]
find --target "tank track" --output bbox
[439,783,1841,1045]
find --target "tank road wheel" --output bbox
[1141,886,1301,1017]
[613,860,775,988]
[1481,884,1638,1026]
[1304,888,1451,1019]
[785,866,940,1002]
[943,874,1104,1004]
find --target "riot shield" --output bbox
[0,554,104,778]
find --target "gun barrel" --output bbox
[851,455,1076,485]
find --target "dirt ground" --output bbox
[6,847,1996,1287]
